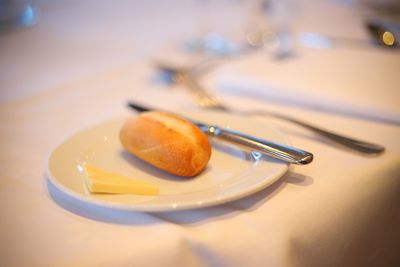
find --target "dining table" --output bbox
[1,0,400,266]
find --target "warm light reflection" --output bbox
[246,31,263,47]
[262,31,280,49]
[245,30,280,49]
[382,31,395,46]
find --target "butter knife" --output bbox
[127,102,313,165]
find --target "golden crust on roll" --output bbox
[119,111,212,177]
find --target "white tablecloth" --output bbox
[1,0,400,266]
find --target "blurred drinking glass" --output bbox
[185,0,256,56]
[0,0,39,34]
[185,0,296,57]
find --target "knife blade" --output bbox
[127,102,313,165]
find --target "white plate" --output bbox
[46,111,289,212]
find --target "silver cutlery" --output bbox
[156,63,385,155]
[127,102,313,165]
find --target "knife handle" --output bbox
[206,126,313,165]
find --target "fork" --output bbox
[157,62,385,155]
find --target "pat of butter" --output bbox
[84,164,158,195]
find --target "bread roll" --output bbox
[119,111,211,177]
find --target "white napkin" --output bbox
[215,49,400,125]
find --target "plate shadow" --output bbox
[46,170,312,225]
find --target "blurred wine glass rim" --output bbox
[0,2,40,34]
